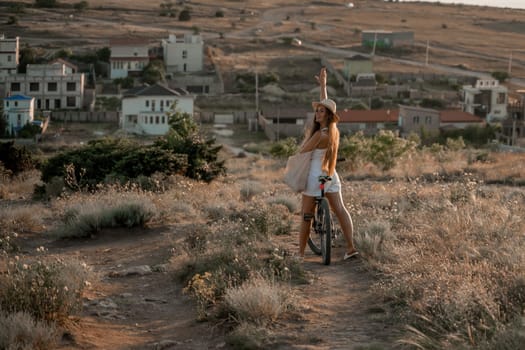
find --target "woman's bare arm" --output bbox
[315,67,327,100]
[300,130,328,153]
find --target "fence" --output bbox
[51,111,120,123]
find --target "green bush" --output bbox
[0,141,37,176]
[269,137,298,158]
[367,130,415,170]
[34,0,58,8]
[179,8,191,21]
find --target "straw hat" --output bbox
[312,98,340,122]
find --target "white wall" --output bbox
[4,97,34,133]
[121,95,194,135]
[163,35,203,73]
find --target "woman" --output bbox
[297,67,358,261]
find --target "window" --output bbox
[182,50,187,59]
[425,116,432,124]
[37,99,41,109]
[151,100,156,111]
[145,100,149,107]
[413,116,420,124]
[5,101,8,107]
[11,82,20,91]
[155,116,159,124]
[14,101,18,107]
[30,82,39,91]
[48,82,58,92]
[66,82,76,91]
[144,116,148,124]
[162,116,165,124]
[66,96,76,107]
[150,116,153,124]
[183,63,187,72]
[7,55,11,62]
[497,92,506,104]
[55,99,61,109]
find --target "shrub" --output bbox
[34,0,58,8]
[0,257,90,323]
[52,199,155,238]
[368,130,415,170]
[0,311,57,350]
[269,137,298,158]
[0,141,36,176]
[179,9,191,21]
[73,0,88,11]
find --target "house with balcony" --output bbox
[162,34,203,74]
[2,61,85,110]
[109,38,150,79]
[461,79,508,122]
[0,34,19,77]
[120,83,194,135]
[3,94,34,135]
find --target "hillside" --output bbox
[2,0,525,96]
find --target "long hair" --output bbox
[302,110,339,176]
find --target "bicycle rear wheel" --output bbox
[308,198,332,265]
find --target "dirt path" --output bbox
[22,222,401,350]
[273,232,402,350]
[25,227,227,350]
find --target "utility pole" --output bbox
[371,32,377,56]
[255,68,259,114]
[425,40,429,66]
[508,50,513,76]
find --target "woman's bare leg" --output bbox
[299,194,316,257]
[326,191,356,254]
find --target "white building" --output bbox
[162,34,203,74]
[121,83,194,135]
[109,38,150,79]
[0,34,19,77]
[2,59,84,110]
[461,79,508,122]
[3,94,34,135]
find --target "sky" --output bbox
[398,0,524,10]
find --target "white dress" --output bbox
[303,148,341,197]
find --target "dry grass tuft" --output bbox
[224,275,295,325]
[0,311,58,350]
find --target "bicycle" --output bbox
[307,175,340,265]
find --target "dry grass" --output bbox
[1,146,524,348]
[224,275,295,326]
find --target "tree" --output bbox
[0,141,36,175]
[54,48,73,59]
[142,59,165,84]
[0,104,6,137]
[73,1,88,11]
[18,45,37,73]
[34,0,58,8]
[96,47,111,62]
[179,9,191,21]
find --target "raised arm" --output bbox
[315,67,328,100]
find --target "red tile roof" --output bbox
[439,110,484,123]
[338,109,399,123]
